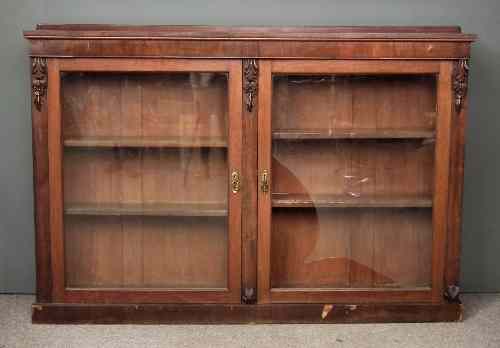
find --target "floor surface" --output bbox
[1,294,499,348]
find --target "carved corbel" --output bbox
[32,57,47,111]
[243,59,258,112]
[453,59,469,112]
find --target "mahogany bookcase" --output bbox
[24,25,476,324]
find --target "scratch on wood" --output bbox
[321,304,333,319]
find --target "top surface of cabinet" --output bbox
[24,25,476,59]
[25,24,476,40]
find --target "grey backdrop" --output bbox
[1,0,499,293]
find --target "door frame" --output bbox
[47,58,242,303]
[257,59,453,304]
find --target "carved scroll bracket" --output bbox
[243,59,258,112]
[453,59,469,112]
[32,57,47,111]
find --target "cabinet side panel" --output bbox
[32,57,51,302]
[445,60,469,290]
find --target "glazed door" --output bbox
[48,59,242,303]
[257,60,453,303]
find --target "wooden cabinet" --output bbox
[24,25,476,324]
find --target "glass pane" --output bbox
[61,72,229,289]
[270,74,436,289]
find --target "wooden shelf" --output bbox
[272,193,433,208]
[64,136,228,148]
[272,129,435,140]
[65,202,228,217]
